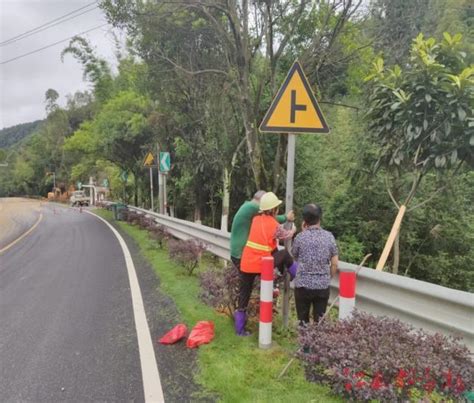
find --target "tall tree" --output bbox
[101,0,363,193]
[365,32,473,273]
[64,90,153,206]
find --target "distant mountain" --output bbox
[0,120,44,148]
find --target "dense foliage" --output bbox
[298,311,473,401]
[0,0,472,291]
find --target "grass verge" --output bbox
[96,209,340,403]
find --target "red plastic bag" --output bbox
[186,321,215,349]
[159,324,188,344]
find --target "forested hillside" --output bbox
[0,120,44,148]
[0,0,472,291]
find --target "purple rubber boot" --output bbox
[288,262,298,280]
[234,310,251,336]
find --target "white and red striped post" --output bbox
[259,256,274,349]
[338,268,357,320]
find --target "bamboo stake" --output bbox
[375,205,406,271]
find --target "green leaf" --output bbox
[450,150,458,164]
[425,94,432,103]
[423,120,428,130]
[458,107,466,121]
[390,102,401,110]
[470,135,474,146]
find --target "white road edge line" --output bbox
[86,211,165,403]
[0,212,43,255]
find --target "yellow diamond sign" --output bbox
[259,61,329,134]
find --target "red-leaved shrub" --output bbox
[138,215,155,230]
[148,225,170,248]
[126,211,141,225]
[298,311,472,401]
[168,238,207,275]
[199,264,240,317]
[199,264,260,317]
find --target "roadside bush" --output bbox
[199,264,260,318]
[168,238,207,275]
[126,211,141,225]
[199,264,240,317]
[138,215,155,230]
[298,311,472,402]
[148,225,170,248]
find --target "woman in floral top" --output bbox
[291,203,338,325]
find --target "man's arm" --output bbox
[274,224,296,240]
[276,210,294,224]
[291,236,300,260]
[329,234,339,278]
[330,255,339,278]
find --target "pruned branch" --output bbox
[408,186,446,212]
[385,176,400,209]
[154,51,229,77]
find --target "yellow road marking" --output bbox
[0,212,43,255]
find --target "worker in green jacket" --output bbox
[230,190,294,270]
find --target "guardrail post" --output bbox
[259,256,274,349]
[339,268,357,320]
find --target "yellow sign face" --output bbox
[143,152,156,167]
[259,61,329,134]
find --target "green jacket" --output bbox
[230,201,286,259]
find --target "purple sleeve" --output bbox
[291,235,300,260]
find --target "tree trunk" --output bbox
[393,230,400,274]
[134,177,138,206]
[194,206,201,224]
[221,167,230,231]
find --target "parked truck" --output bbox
[70,190,89,207]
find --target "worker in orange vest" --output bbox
[234,192,297,336]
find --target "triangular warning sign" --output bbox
[143,152,156,167]
[259,61,329,134]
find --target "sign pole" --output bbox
[258,60,330,331]
[156,143,163,214]
[163,173,167,215]
[282,133,296,328]
[149,167,154,211]
[158,172,163,214]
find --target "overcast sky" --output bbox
[0,0,124,129]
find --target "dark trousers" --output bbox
[231,256,241,270]
[237,249,293,311]
[294,287,330,325]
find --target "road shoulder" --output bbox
[100,214,210,402]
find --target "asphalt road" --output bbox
[0,197,42,250]
[0,201,204,402]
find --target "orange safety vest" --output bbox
[240,214,278,273]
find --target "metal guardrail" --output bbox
[109,203,474,351]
